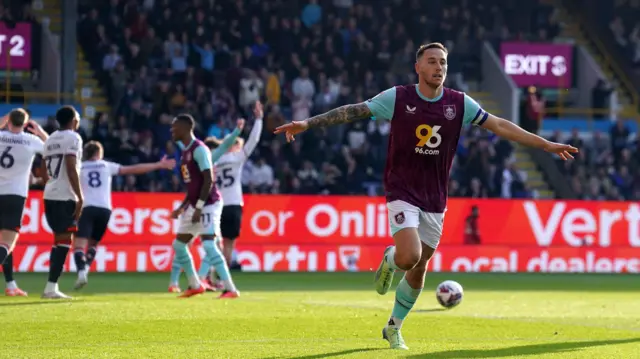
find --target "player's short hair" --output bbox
[416,42,448,61]
[174,114,195,129]
[8,108,28,127]
[56,105,77,128]
[83,141,103,160]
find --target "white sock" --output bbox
[388,316,403,329]
[6,280,17,290]
[223,279,237,292]
[187,275,201,289]
[78,269,87,278]
[385,246,400,271]
[44,281,58,293]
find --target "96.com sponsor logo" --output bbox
[9,244,640,273]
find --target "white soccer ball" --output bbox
[436,280,464,309]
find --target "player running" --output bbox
[208,101,263,287]
[168,114,242,299]
[72,141,176,289]
[40,106,84,299]
[0,109,48,296]
[274,42,578,350]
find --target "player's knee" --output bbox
[54,235,72,246]
[396,251,421,271]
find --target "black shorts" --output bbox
[0,194,26,232]
[44,199,78,235]
[220,205,243,239]
[77,206,112,241]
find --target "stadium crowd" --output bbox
[71,0,561,198]
[548,121,640,201]
[605,0,640,70]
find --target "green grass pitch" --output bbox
[0,272,639,358]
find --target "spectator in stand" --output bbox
[525,86,545,134]
[591,80,614,118]
[103,45,122,71]
[248,158,274,193]
[610,120,631,161]
[292,67,315,101]
[239,71,264,113]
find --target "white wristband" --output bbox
[195,200,205,209]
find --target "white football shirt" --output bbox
[0,131,44,197]
[43,130,83,201]
[81,160,121,210]
[214,119,262,206]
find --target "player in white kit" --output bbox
[212,102,263,275]
[0,109,48,296]
[40,106,84,299]
[72,141,176,289]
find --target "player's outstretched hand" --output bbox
[191,208,202,224]
[273,120,309,143]
[253,101,264,119]
[26,120,45,136]
[237,118,245,130]
[170,207,184,219]
[158,155,176,170]
[543,141,579,160]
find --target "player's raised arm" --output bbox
[242,102,264,158]
[118,156,176,175]
[26,120,49,142]
[460,93,578,161]
[274,88,395,142]
[479,111,578,160]
[274,103,371,142]
[210,119,246,162]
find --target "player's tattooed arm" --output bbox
[306,103,373,129]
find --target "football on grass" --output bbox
[436,280,464,308]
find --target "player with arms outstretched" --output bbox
[73,141,176,289]
[0,109,48,296]
[209,101,263,285]
[168,114,241,299]
[275,42,578,350]
[40,106,84,299]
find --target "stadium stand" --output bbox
[69,0,572,198]
[534,0,640,201]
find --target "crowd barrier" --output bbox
[9,192,640,273]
